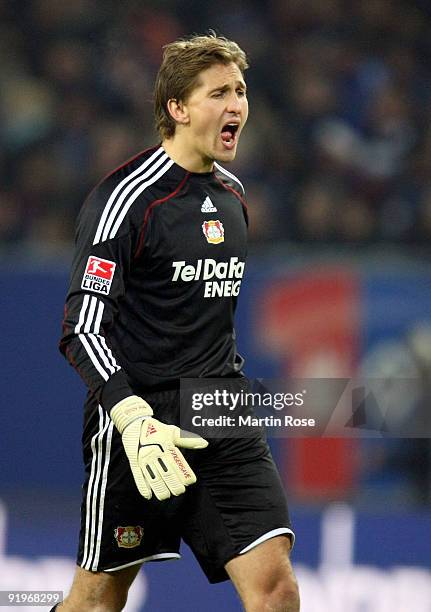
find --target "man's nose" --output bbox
[226,93,242,113]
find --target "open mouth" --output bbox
[221,123,239,147]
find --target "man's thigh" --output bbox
[225,536,299,611]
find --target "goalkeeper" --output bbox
[57,33,299,612]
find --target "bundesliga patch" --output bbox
[114,526,143,549]
[202,220,224,244]
[81,256,116,295]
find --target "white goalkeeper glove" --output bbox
[110,395,208,501]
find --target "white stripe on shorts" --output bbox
[82,407,113,570]
[104,553,181,572]
[239,527,295,555]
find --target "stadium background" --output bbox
[1,1,431,610]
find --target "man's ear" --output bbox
[166,99,190,126]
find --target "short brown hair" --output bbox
[154,33,249,139]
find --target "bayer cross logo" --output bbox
[114,526,143,548]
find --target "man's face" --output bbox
[180,62,248,167]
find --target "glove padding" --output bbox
[110,395,208,501]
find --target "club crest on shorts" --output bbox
[114,526,143,548]
[81,256,116,295]
[202,220,224,244]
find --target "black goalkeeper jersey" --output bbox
[60,145,248,412]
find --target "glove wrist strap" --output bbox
[110,395,153,434]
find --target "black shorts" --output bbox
[77,389,294,583]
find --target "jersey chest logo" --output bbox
[201,196,217,212]
[202,220,224,244]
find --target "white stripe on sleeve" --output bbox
[75,294,90,334]
[88,334,117,375]
[98,335,121,371]
[84,296,98,333]
[93,300,104,335]
[78,334,110,381]
[103,157,172,242]
[93,147,165,245]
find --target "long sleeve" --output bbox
[60,179,139,412]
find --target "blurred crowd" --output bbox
[2,1,431,508]
[2,0,431,252]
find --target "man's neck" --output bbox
[162,138,214,174]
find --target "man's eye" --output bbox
[213,91,224,98]
[237,89,246,97]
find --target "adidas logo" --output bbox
[201,196,217,213]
